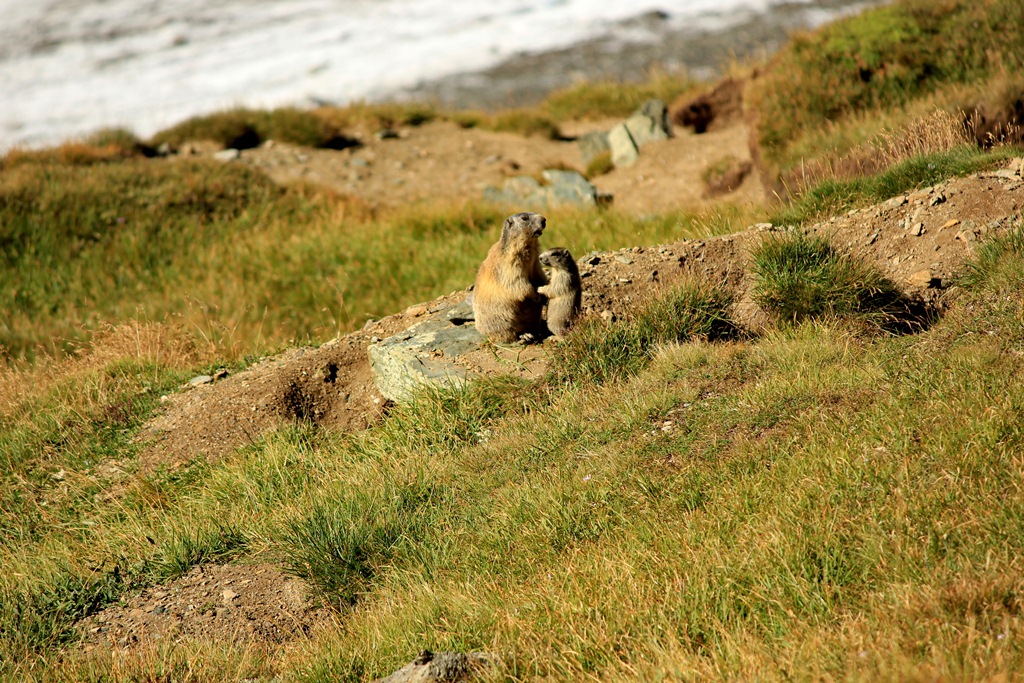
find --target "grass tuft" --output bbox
[750,231,908,327]
[150,107,357,150]
[279,475,441,608]
[960,221,1024,291]
[550,281,735,385]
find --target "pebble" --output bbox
[213,148,240,161]
[909,223,924,236]
[615,254,634,265]
[189,375,213,387]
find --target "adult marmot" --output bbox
[538,247,582,337]
[473,212,548,343]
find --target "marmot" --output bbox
[472,212,549,343]
[538,247,582,337]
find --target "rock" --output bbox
[909,223,924,236]
[373,651,496,683]
[955,229,977,242]
[614,254,633,265]
[542,169,598,206]
[484,170,600,209]
[368,299,484,402]
[929,193,947,206]
[221,589,238,604]
[886,195,908,208]
[213,148,240,161]
[907,269,937,288]
[577,131,611,166]
[625,100,672,148]
[608,123,639,167]
[189,375,213,387]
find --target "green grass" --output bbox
[750,231,909,328]
[749,0,1024,173]
[770,144,1020,225]
[4,230,1024,680]
[550,281,736,385]
[149,107,357,150]
[541,70,695,122]
[0,150,722,364]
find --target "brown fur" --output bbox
[472,212,548,343]
[538,247,582,337]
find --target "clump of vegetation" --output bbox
[550,281,735,385]
[749,0,1024,175]
[280,476,441,607]
[150,106,357,149]
[316,101,438,131]
[584,150,614,178]
[771,144,1019,225]
[542,69,694,121]
[961,221,1024,291]
[750,231,906,326]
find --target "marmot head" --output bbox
[500,212,546,250]
[540,247,578,274]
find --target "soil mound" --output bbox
[80,563,330,650]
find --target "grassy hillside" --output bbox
[3,0,1024,680]
[748,0,1024,184]
[3,217,1024,680]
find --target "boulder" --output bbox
[577,130,611,166]
[368,299,483,402]
[608,123,639,167]
[484,169,602,208]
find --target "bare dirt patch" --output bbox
[79,563,330,650]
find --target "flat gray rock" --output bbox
[368,299,484,402]
[484,169,601,209]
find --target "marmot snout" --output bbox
[472,212,549,343]
[538,247,582,337]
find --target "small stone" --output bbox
[942,219,960,229]
[907,269,936,288]
[886,195,908,208]
[189,375,213,387]
[929,193,947,206]
[909,223,924,236]
[221,589,238,604]
[615,254,634,265]
[600,310,616,324]
[956,229,977,242]
[213,148,240,161]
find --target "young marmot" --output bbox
[472,212,549,343]
[538,247,582,337]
